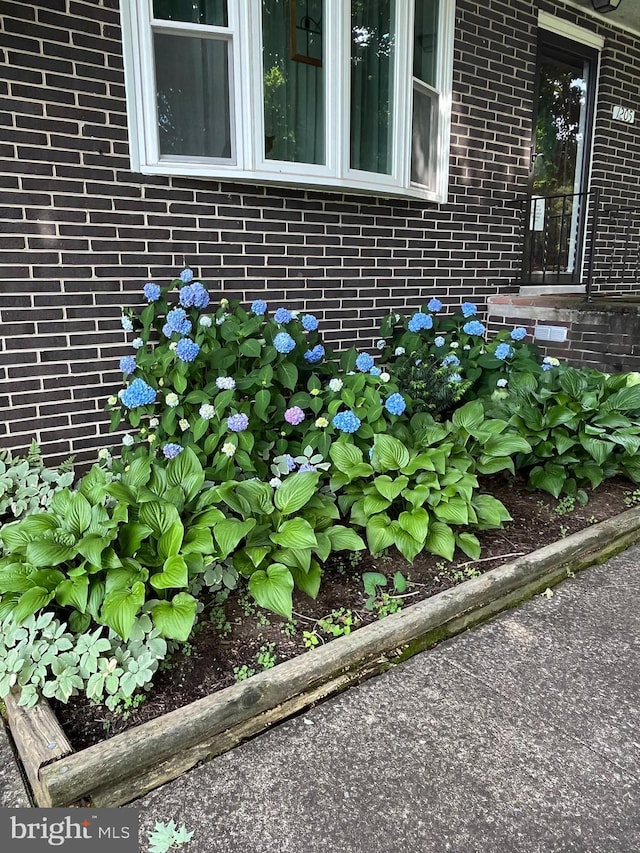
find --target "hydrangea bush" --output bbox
[378,299,544,408]
[108,272,408,481]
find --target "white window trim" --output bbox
[121,0,455,202]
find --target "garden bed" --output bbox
[6,476,640,809]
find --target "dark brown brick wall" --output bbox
[0,0,638,463]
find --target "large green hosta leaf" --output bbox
[100,581,146,640]
[249,564,294,620]
[274,472,319,515]
[151,593,198,642]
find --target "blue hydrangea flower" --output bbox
[298,463,317,473]
[355,352,375,372]
[165,308,192,337]
[179,285,195,308]
[385,393,406,416]
[463,320,485,336]
[176,338,200,362]
[510,327,527,341]
[370,366,382,376]
[495,343,512,360]
[227,413,249,433]
[449,373,462,383]
[332,411,361,433]
[120,379,156,409]
[301,314,319,332]
[119,356,136,375]
[274,308,293,325]
[274,332,296,354]
[163,443,183,459]
[283,454,297,471]
[461,302,478,318]
[442,354,460,368]
[251,299,267,315]
[179,268,194,283]
[304,345,325,364]
[121,315,134,333]
[192,282,209,309]
[427,298,443,312]
[408,312,433,333]
[434,336,446,348]
[143,282,161,302]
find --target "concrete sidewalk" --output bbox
[132,545,640,853]
[2,546,639,851]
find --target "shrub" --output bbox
[0,441,74,527]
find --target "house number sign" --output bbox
[612,105,635,124]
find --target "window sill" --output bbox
[137,161,446,204]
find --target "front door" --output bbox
[524,30,598,284]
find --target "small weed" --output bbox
[371,591,403,619]
[434,565,481,585]
[303,630,320,649]
[257,612,271,627]
[111,692,147,721]
[256,643,277,670]
[238,592,257,618]
[233,664,256,682]
[559,525,569,538]
[624,488,640,508]
[554,495,576,516]
[318,608,358,638]
[281,620,297,638]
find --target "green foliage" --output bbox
[147,820,194,853]
[378,302,543,410]
[0,449,230,643]
[233,664,256,682]
[317,608,359,637]
[0,611,166,710]
[362,570,406,616]
[0,441,75,528]
[484,366,640,498]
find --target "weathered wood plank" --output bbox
[36,507,640,807]
[4,688,73,807]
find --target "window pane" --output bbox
[262,0,325,165]
[411,85,434,187]
[153,0,227,26]
[413,0,438,86]
[350,0,395,175]
[154,33,232,159]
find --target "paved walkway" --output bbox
[132,546,640,852]
[2,546,639,852]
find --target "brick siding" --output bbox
[0,0,638,463]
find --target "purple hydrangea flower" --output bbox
[461,302,478,318]
[143,282,161,302]
[355,352,375,372]
[163,443,183,459]
[332,411,361,433]
[179,268,194,283]
[120,379,156,409]
[442,354,460,368]
[283,454,297,471]
[301,314,319,332]
[274,308,293,324]
[298,463,317,473]
[495,343,512,360]
[251,299,267,315]
[284,406,305,425]
[274,332,296,354]
[427,298,443,312]
[510,327,527,341]
[408,312,433,333]
[227,413,249,433]
[385,393,406,416]
[119,356,136,375]
[304,345,325,364]
[176,338,200,362]
[463,320,485,336]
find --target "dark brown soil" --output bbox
[54,475,635,750]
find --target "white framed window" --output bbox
[121,0,455,202]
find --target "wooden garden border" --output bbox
[6,506,640,808]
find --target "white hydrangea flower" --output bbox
[269,477,283,488]
[122,434,134,446]
[215,313,230,325]
[450,342,459,349]
[199,315,212,327]
[98,448,111,460]
[165,392,179,408]
[328,378,343,392]
[216,376,236,391]
[169,342,177,351]
[132,337,144,349]
[394,347,405,356]
[496,378,508,388]
[108,395,118,406]
[147,433,156,444]
[380,372,390,383]
[149,417,159,428]
[179,419,189,431]
[199,403,215,420]
[376,339,386,350]
[221,442,236,458]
